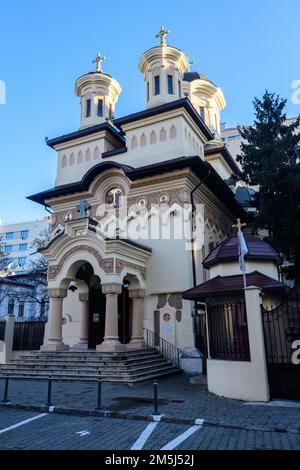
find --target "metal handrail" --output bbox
[143,328,181,368]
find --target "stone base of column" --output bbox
[72,341,89,350]
[127,339,146,349]
[41,342,69,352]
[96,339,124,351]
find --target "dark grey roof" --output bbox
[235,187,257,207]
[183,71,215,86]
[182,271,287,300]
[203,235,282,269]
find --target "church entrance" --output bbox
[88,287,106,349]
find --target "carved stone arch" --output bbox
[170,125,177,139]
[93,146,100,159]
[159,128,167,142]
[61,154,67,168]
[131,136,138,149]
[77,150,83,164]
[150,130,157,144]
[69,153,75,166]
[140,133,147,147]
[85,148,91,161]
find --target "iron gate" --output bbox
[262,287,300,400]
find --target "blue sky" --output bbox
[0,0,299,224]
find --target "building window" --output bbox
[86,99,91,118]
[199,107,205,120]
[4,245,13,253]
[18,302,24,318]
[106,188,122,208]
[178,80,181,98]
[18,257,26,266]
[6,232,14,240]
[3,258,12,266]
[19,243,28,251]
[147,82,149,101]
[208,241,215,253]
[167,75,173,94]
[97,99,103,117]
[21,230,29,239]
[154,75,160,95]
[7,299,14,315]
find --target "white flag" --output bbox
[238,230,248,273]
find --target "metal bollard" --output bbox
[1,376,10,404]
[153,380,160,415]
[45,376,53,407]
[95,371,102,410]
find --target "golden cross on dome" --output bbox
[92,52,106,72]
[156,26,170,46]
[232,218,247,232]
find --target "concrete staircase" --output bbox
[0,348,181,384]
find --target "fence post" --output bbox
[244,286,270,401]
[1,376,10,404]
[45,377,53,407]
[1,315,15,364]
[153,380,160,416]
[95,372,102,410]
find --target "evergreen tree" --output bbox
[237,91,300,280]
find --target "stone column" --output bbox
[41,288,69,352]
[74,293,89,349]
[128,289,145,349]
[96,283,122,351]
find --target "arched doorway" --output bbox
[118,281,132,344]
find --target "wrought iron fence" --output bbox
[144,328,181,367]
[13,320,46,351]
[262,286,300,399]
[0,321,5,341]
[206,295,250,361]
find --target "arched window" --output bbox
[93,146,100,159]
[150,130,157,144]
[131,136,138,149]
[85,148,91,161]
[7,299,14,315]
[170,125,177,139]
[61,155,67,168]
[77,150,83,164]
[159,128,167,142]
[69,153,75,166]
[140,133,147,147]
[106,187,123,208]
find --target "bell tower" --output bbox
[75,52,122,129]
[139,27,190,109]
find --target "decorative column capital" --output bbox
[101,283,123,295]
[129,289,145,300]
[78,293,89,303]
[48,288,68,299]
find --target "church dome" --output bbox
[203,235,282,269]
[183,71,214,85]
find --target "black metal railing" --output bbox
[206,295,251,361]
[13,320,46,351]
[0,321,5,341]
[144,328,181,367]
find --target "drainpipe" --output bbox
[190,167,212,288]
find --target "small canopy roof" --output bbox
[182,271,287,301]
[203,235,282,269]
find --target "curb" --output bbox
[1,402,299,435]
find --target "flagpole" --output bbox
[232,218,248,290]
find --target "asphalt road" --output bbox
[0,408,300,451]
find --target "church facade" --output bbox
[28,28,245,363]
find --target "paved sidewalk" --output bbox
[1,374,300,432]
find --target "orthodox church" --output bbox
[28,27,246,367]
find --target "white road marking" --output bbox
[0,413,48,434]
[76,430,90,437]
[131,422,159,450]
[161,424,203,450]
